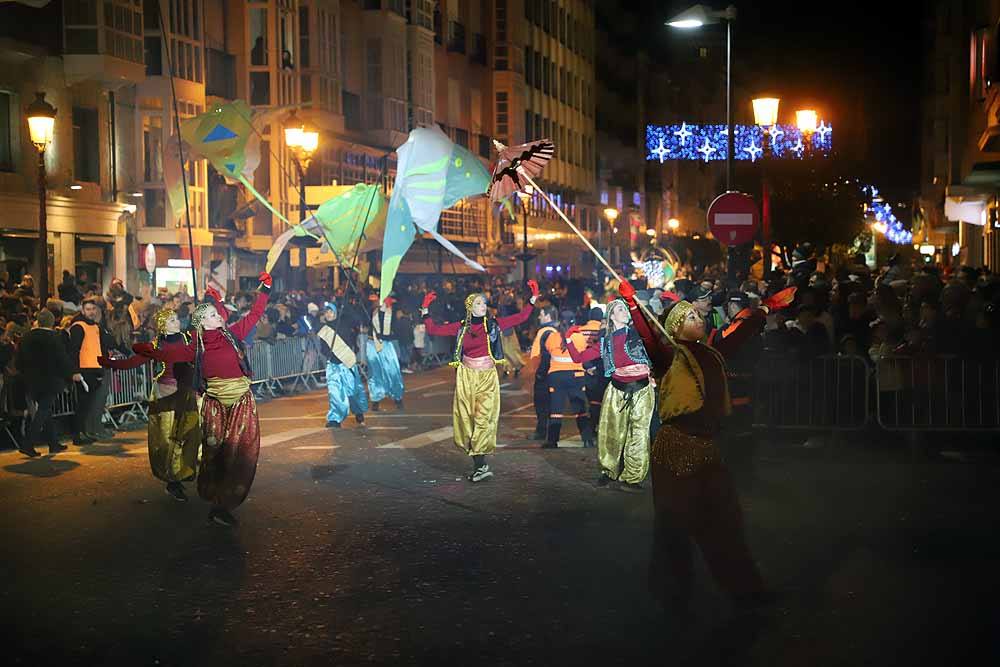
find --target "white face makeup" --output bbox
[164,313,181,334]
[199,306,225,330]
[471,296,488,317]
[609,302,630,328]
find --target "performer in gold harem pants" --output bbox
[597,379,655,484]
[453,362,502,456]
[198,376,260,512]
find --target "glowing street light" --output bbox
[795,109,818,134]
[603,207,620,224]
[284,111,320,288]
[752,97,780,127]
[667,217,681,231]
[26,91,56,301]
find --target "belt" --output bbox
[462,355,496,370]
[551,355,573,363]
[611,377,649,394]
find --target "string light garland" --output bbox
[863,184,913,245]
[646,122,833,162]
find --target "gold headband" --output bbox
[190,302,218,329]
[464,293,482,313]
[664,300,694,339]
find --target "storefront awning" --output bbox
[944,197,987,225]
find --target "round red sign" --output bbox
[707,192,759,247]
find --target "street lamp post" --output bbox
[753,96,780,282]
[26,92,56,301]
[603,206,619,286]
[283,111,319,290]
[516,185,534,282]
[668,4,738,282]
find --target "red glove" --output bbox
[204,286,222,303]
[132,343,154,357]
[527,279,540,299]
[565,325,581,337]
[618,280,637,303]
[258,271,273,290]
[97,356,111,368]
[763,286,797,312]
[421,291,437,310]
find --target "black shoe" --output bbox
[541,441,558,449]
[208,507,238,527]
[617,481,644,494]
[394,399,404,410]
[596,474,612,487]
[326,420,341,428]
[48,443,68,454]
[355,413,365,424]
[18,445,40,458]
[73,434,96,446]
[165,482,188,502]
[371,401,381,411]
[469,464,494,482]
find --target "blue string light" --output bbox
[863,183,912,245]
[646,122,833,162]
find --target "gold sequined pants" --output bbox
[198,379,259,511]
[649,423,765,602]
[453,364,501,456]
[597,380,654,484]
[146,387,201,483]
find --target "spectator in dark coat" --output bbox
[15,309,75,457]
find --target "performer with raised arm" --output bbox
[566,297,654,491]
[134,272,272,527]
[366,297,405,412]
[421,281,539,482]
[317,302,368,428]
[619,279,795,611]
[100,308,200,502]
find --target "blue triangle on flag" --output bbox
[203,124,239,142]
[224,162,238,173]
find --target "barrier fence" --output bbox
[3,338,998,441]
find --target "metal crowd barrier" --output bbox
[753,353,871,431]
[420,335,454,368]
[875,356,1000,431]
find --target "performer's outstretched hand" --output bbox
[762,286,796,313]
[421,291,437,315]
[527,279,540,304]
[204,286,222,303]
[258,271,273,292]
[618,280,637,304]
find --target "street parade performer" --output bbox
[566,297,654,491]
[134,272,272,527]
[99,308,200,502]
[619,279,795,610]
[366,297,405,412]
[421,280,540,482]
[317,302,368,428]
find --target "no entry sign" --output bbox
[707,192,759,246]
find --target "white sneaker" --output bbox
[401,368,414,374]
[469,465,494,482]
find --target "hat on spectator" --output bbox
[726,291,750,310]
[588,307,604,321]
[36,309,55,328]
[688,285,712,302]
[307,302,319,314]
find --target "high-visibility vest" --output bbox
[71,320,102,369]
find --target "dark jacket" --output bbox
[16,328,73,396]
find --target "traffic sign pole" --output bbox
[707,192,759,285]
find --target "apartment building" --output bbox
[919,0,1000,271]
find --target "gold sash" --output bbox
[205,376,251,408]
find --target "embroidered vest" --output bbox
[450,317,506,366]
[600,326,652,378]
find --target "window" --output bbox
[542,56,549,94]
[524,110,532,140]
[73,107,100,183]
[559,66,566,103]
[0,91,13,172]
[447,20,466,53]
[559,7,566,44]
[972,27,988,99]
[410,0,433,30]
[299,6,310,68]
[525,47,534,86]
[495,91,509,140]
[253,139,272,235]
[250,8,268,66]
[699,46,708,59]
[534,112,541,139]
[250,71,270,104]
[301,75,312,103]
[343,91,361,130]
[494,0,507,69]
[542,0,550,32]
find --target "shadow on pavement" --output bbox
[3,458,81,477]
[79,443,137,457]
[311,463,350,480]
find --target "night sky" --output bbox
[627,1,923,201]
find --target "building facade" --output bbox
[919,0,1000,271]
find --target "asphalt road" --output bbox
[1,366,998,666]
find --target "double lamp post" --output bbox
[283,111,319,289]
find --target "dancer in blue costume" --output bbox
[366,298,404,411]
[318,303,368,428]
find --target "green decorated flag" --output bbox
[379,125,490,301]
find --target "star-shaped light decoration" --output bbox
[768,125,785,143]
[816,120,832,141]
[790,138,805,157]
[696,137,717,162]
[651,137,669,163]
[744,138,762,162]
[673,122,693,146]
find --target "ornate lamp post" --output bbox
[283,111,319,289]
[26,92,56,300]
[602,206,619,285]
[753,96,781,280]
[515,185,535,282]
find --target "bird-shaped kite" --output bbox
[487,139,555,202]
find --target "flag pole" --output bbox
[157,0,198,301]
[520,173,671,339]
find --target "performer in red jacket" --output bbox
[100,308,199,502]
[421,281,538,482]
[135,272,271,527]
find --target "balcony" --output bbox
[439,202,485,242]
